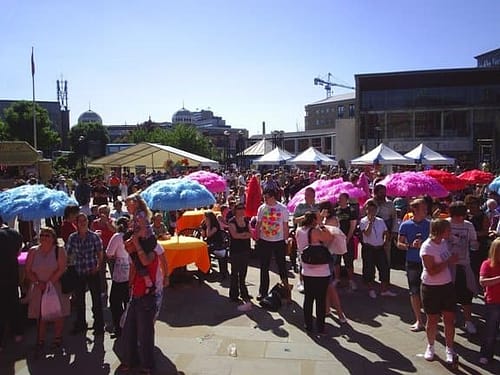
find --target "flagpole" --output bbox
[31,47,37,150]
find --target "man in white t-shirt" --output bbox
[255,188,289,300]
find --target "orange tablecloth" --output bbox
[176,211,205,233]
[176,210,220,233]
[159,236,210,275]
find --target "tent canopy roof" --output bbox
[239,139,273,156]
[289,146,337,166]
[87,142,219,170]
[351,143,413,165]
[253,147,294,165]
[404,143,455,165]
[0,141,40,166]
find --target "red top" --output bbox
[132,253,158,297]
[60,220,77,243]
[480,259,500,304]
[91,219,115,248]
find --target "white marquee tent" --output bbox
[404,143,455,165]
[350,143,413,165]
[87,142,219,170]
[252,147,294,165]
[289,146,338,166]
[239,138,274,156]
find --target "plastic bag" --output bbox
[40,282,62,321]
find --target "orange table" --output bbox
[159,236,210,276]
[176,210,220,233]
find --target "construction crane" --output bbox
[314,73,355,98]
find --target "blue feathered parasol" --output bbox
[0,184,78,221]
[489,176,500,194]
[140,178,216,211]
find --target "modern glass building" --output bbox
[355,67,500,169]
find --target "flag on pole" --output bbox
[31,47,35,76]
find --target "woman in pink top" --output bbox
[478,238,500,365]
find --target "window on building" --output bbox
[348,104,355,118]
[316,119,320,126]
[415,88,442,108]
[311,138,321,148]
[298,139,309,152]
[387,112,411,138]
[284,139,295,153]
[386,89,414,109]
[337,105,345,118]
[443,110,469,137]
[415,111,441,137]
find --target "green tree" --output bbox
[123,123,215,159]
[0,118,9,141]
[165,124,215,158]
[2,101,60,150]
[69,122,110,157]
[125,127,167,144]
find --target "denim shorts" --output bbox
[406,261,422,296]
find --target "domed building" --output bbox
[78,109,103,125]
[172,107,193,124]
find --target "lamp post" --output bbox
[78,135,87,177]
[374,125,382,146]
[223,130,230,170]
[237,130,244,169]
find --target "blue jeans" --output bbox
[480,303,500,360]
[119,294,157,370]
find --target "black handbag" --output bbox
[60,266,78,294]
[55,247,79,294]
[301,228,332,265]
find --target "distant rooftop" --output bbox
[308,92,355,106]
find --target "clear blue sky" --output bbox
[1,0,499,136]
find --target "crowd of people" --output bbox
[0,165,500,371]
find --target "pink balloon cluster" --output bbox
[184,170,227,193]
[380,171,449,198]
[287,178,367,212]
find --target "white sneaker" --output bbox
[423,344,434,361]
[296,283,304,293]
[368,289,377,299]
[380,290,397,297]
[445,347,456,364]
[349,280,357,291]
[479,357,488,365]
[464,320,477,334]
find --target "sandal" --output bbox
[410,323,425,332]
[51,337,63,349]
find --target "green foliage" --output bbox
[2,101,60,150]
[0,118,9,141]
[124,123,216,159]
[69,122,110,156]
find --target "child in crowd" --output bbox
[125,194,157,294]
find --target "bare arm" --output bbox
[480,274,500,287]
[422,253,457,276]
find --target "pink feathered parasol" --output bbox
[287,178,367,212]
[184,170,227,193]
[380,171,449,198]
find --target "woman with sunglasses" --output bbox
[25,227,70,355]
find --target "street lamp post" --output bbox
[78,135,87,177]
[237,130,244,169]
[223,130,230,170]
[374,125,382,146]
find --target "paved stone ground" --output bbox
[1,254,499,375]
